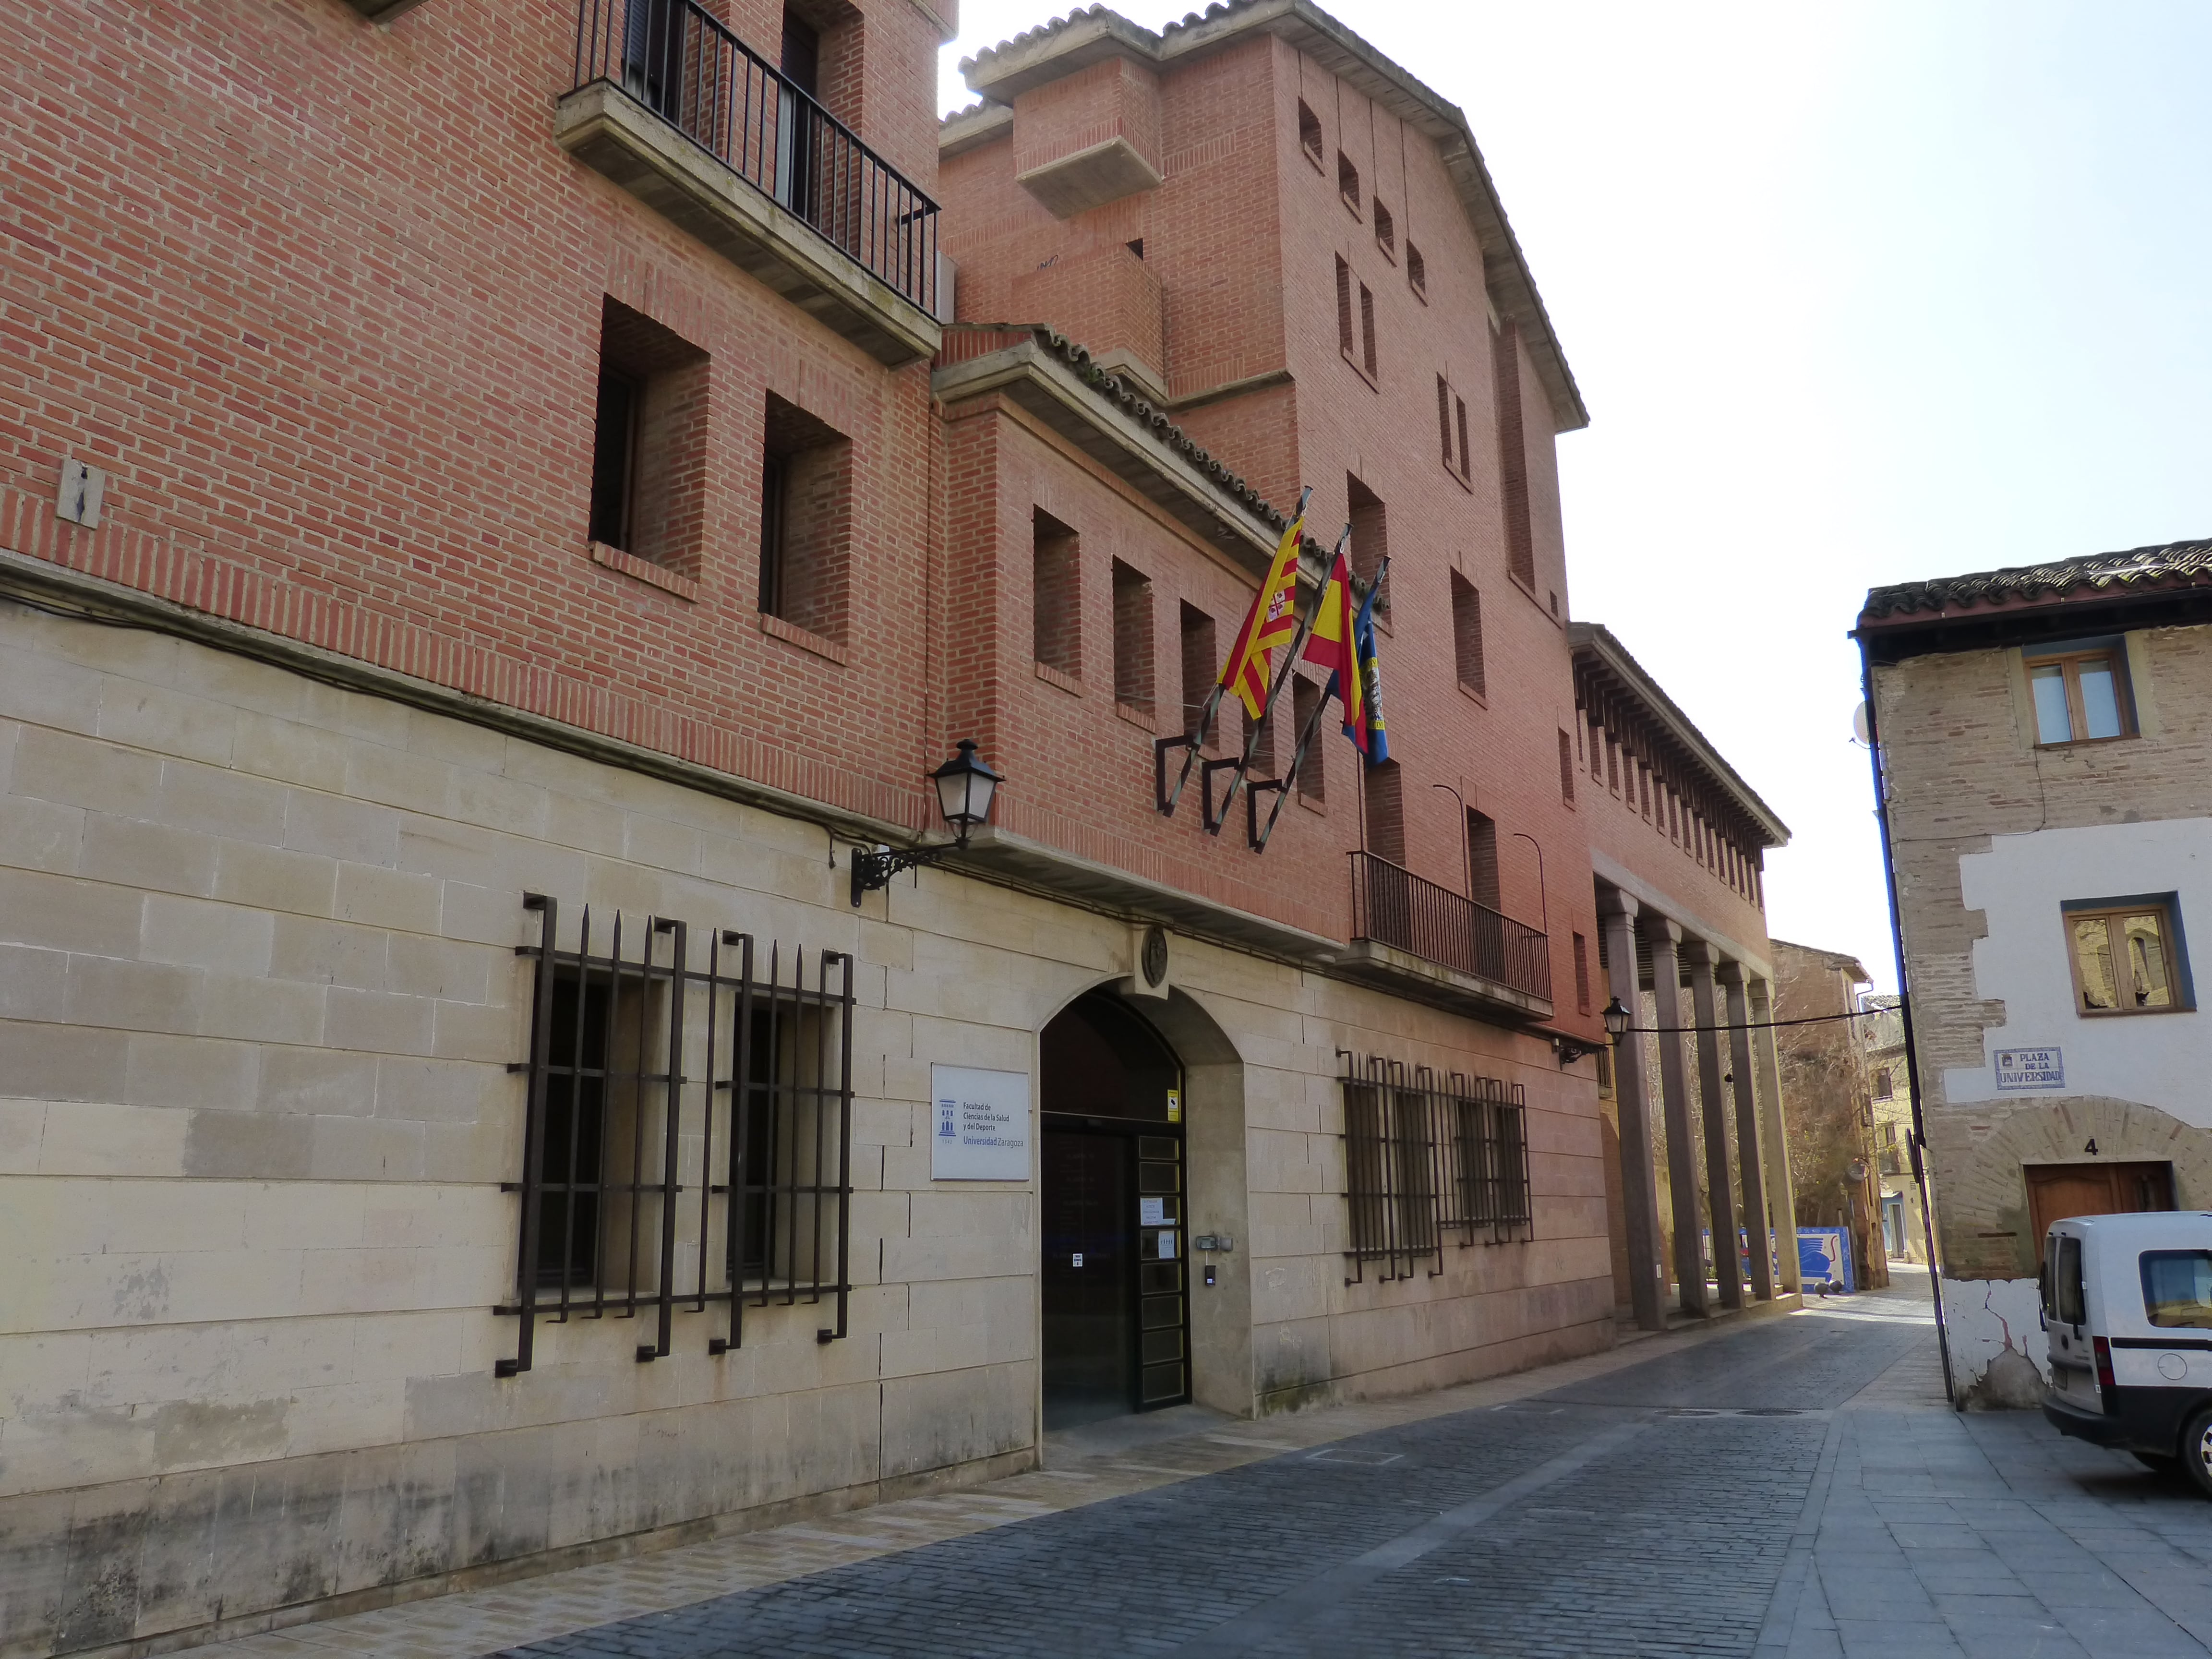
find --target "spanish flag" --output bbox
[1300,549,1366,752]
[1218,511,1306,721]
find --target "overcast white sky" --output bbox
[940,3,2212,990]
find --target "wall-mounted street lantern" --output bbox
[1602,997,1632,1042]
[850,739,1003,906]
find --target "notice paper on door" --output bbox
[1155,1229,1176,1259]
[1139,1197,1166,1226]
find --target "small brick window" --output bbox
[1032,508,1082,678]
[1493,321,1535,589]
[1407,243,1427,301]
[2026,639,2135,745]
[759,393,854,641]
[1366,758,1406,867]
[589,297,709,575]
[1467,810,1500,911]
[1293,676,1325,803]
[1298,99,1324,167]
[1347,473,1388,613]
[1374,200,1395,260]
[1242,699,1274,774]
[1436,375,1470,481]
[1558,730,1576,806]
[1179,602,1218,749]
[1573,933,1592,1014]
[1450,572,1484,697]
[1337,151,1361,215]
[1112,559,1154,715]
[1335,256,1355,359]
[1359,281,1378,378]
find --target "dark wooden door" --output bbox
[2026,1160,2174,1244]
[1042,1130,1133,1429]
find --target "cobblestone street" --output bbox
[197,1271,2212,1659]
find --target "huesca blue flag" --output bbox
[1349,565,1389,764]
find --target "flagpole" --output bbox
[1161,486,1310,819]
[1207,522,1349,834]
[1252,563,1381,852]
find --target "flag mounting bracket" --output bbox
[1245,778,1286,850]
[1201,756,1250,835]
[1155,733,1199,816]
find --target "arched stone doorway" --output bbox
[1038,987,1246,1428]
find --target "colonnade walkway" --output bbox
[192,1268,2212,1658]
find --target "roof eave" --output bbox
[1568,621,1791,848]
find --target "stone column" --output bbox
[1684,940,1743,1310]
[1718,960,1774,1300]
[1646,914,1708,1315]
[1749,974,1802,1294]
[1600,891,1665,1331]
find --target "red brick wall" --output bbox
[935,34,1604,1038]
[1011,57,1164,180]
[1010,247,1165,385]
[2,0,948,833]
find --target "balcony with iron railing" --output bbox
[556,0,942,365]
[1341,852,1553,1023]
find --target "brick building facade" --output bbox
[1,1,1793,1651]
[1861,539,2212,1404]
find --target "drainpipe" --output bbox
[1857,633,1960,1409]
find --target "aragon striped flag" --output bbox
[1219,509,1307,720]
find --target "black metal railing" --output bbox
[1349,851,1552,1003]
[1341,1055,1532,1284]
[498,894,854,1376]
[572,0,938,316]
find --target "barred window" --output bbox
[500,894,854,1376]
[1341,1056,1530,1283]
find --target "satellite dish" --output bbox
[1851,701,1871,746]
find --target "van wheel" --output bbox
[2186,1407,2212,1500]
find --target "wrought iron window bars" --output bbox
[1340,1053,1531,1284]
[497,893,854,1376]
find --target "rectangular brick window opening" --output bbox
[1366,757,1406,867]
[1032,507,1082,678]
[1112,559,1154,715]
[1493,320,1534,589]
[1359,280,1378,378]
[1558,729,1576,806]
[1336,256,1355,361]
[1451,571,1485,697]
[1347,472,1388,614]
[1337,151,1361,215]
[1293,676,1325,803]
[589,297,709,576]
[1374,200,1395,260]
[1298,98,1324,167]
[2064,894,2192,1015]
[1437,376,1470,482]
[1467,809,1500,911]
[759,392,854,641]
[1573,932,1592,1014]
[1179,601,1218,749]
[1407,242,1427,301]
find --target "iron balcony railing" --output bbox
[572,0,939,316]
[1349,851,1552,1005]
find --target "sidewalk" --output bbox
[181,1298,1819,1659]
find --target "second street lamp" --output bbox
[851,739,1004,906]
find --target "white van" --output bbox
[2040,1211,2212,1494]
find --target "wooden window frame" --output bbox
[2024,640,2136,747]
[2062,894,2193,1018]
